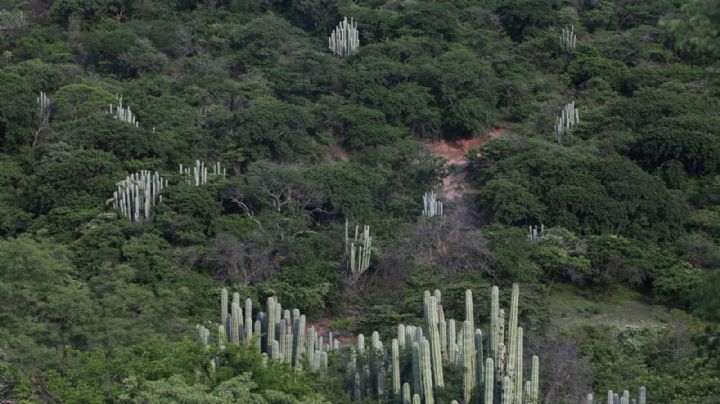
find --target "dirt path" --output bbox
[426,128,506,200]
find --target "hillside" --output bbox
[0,0,719,403]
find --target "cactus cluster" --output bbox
[112,170,167,221]
[560,25,577,51]
[422,191,444,217]
[587,387,646,404]
[37,91,51,125]
[345,219,372,279]
[350,284,540,403]
[528,225,544,245]
[329,17,360,57]
[107,95,139,127]
[555,101,579,144]
[179,160,226,186]
[198,289,337,375]
[33,91,51,148]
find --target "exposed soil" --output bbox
[427,128,506,200]
[324,143,349,163]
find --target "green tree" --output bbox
[52,83,115,122]
[0,238,95,367]
[0,72,34,151]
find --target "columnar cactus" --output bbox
[402,383,411,404]
[424,294,444,388]
[531,355,540,403]
[485,357,494,404]
[231,300,242,345]
[587,387,646,404]
[266,296,277,355]
[421,339,434,404]
[221,288,228,331]
[112,170,166,221]
[179,160,225,186]
[555,101,579,144]
[411,341,422,396]
[462,320,475,402]
[392,339,401,397]
[448,319,457,364]
[515,327,524,403]
[204,285,542,403]
[107,94,139,127]
[245,299,253,344]
[528,224,544,244]
[422,190,443,217]
[33,91,51,148]
[328,17,359,57]
[490,286,500,361]
[502,376,512,404]
[345,220,372,279]
[507,284,519,380]
[560,25,577,50]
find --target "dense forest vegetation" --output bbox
[0,0,719,402]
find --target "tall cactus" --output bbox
[502,376,513,404]
[514,328,524,404]
[266,296,276,355]
[528,224,544,244]
[345,220,372,279]
[180,160,225,186]
[112,170,166,221]
[421,338,434,404]
[462,321,475,402]
[33,91,51,148]
[107,94,139,127]
[531,355,540,403]
[328,17,359,57]
[490,285,500,362]
[448,319,457,364]
[555,101,579,144]
[200,284,542,403]
[402,383,411,404]
[392,339,401,397]
[422,190,443,217]
[589,387,646,404]
[484,357,494,404]
[560,25,577,50]
[245,299,253,344]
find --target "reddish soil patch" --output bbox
[309,317,334,336]
[426,128,506,165]
[427,136,484,165]
[427,128,506,200]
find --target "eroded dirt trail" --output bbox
[426,128,506,200]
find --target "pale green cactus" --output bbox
[328,17,359,57]
[421,339,434,404]
[403,383,411,404]
[346,220,372,278]
[462,320,475,403]
[485,357,494,404]
[531,355,539,403]
[179,160,225,186]
[113,170,166,221]
[422,190,443,217]
[560,25,577,50]
[392,339,401,397]
[502,376,512,404]
[245,298,253,343]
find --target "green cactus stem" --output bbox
[484,357,494,404]
[392,338,401,397]
[421,339,434,404]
